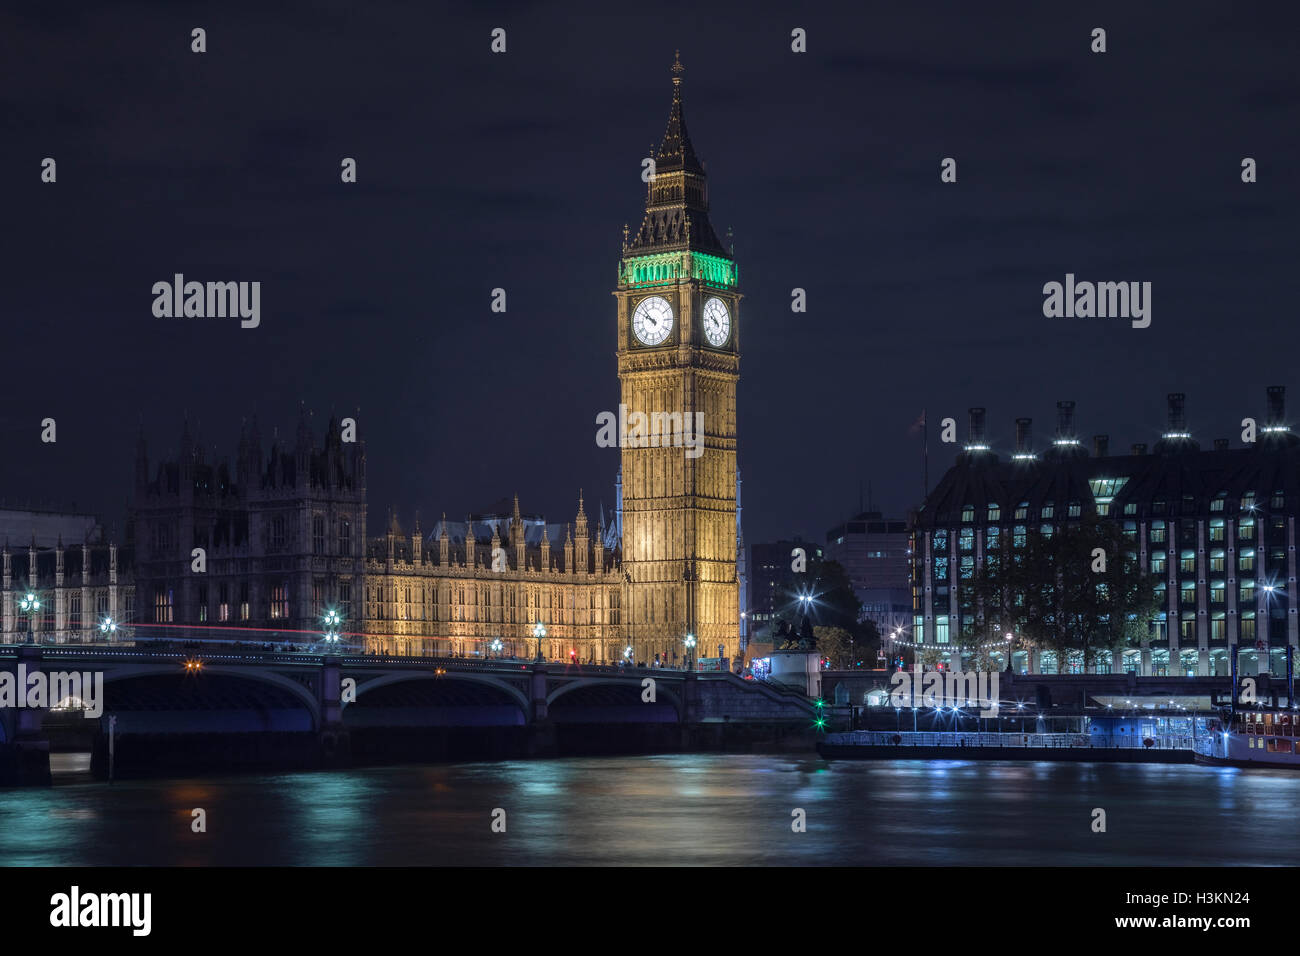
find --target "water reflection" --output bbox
[1,756,1298,865]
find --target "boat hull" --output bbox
[1194,751,1300,770]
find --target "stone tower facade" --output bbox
[614,53,741,666]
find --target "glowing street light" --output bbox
[99,617,118,643]
[684,632,696,671]
[19,592,41,645]
[322,608,343,645]
[533,621,546,662]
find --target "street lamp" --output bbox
[490,638,503,659]
[684,633,696,671]
[99,617,118,644]
[322,608,343,646]
[19,592,40,645]
[533,621,546,662]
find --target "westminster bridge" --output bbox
[0,640,818,785]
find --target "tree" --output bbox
[961,518,1161,671]
[813,626,855,669]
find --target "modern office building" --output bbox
[825,510,910,634]
[910,389,1300,677]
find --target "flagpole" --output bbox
[922,407,929,501]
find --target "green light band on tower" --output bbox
[619,251,737,290]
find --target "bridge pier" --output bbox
[0,646,52,786]
[528,662,557,756]
[317,656,351,767]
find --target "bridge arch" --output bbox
[102,664,321,731]
[547,677,683,720]
[347,672,530,715]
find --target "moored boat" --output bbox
[1194,707,1300,768]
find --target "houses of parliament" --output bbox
[116,56,747,668]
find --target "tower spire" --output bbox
[627,50,724,257]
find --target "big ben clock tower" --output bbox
[616,53,741,669]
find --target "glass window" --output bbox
[1068,501,1081,518]
[961,505,974,523]
[1209,550,1226,573]
[1041,504,1055,519]
[1150,521,1166,544]
[1151,552,1167,574]
[1123,502,1137,515]
[1210,581,1225,603]
[1040,523,1054,538]
[1239,518,1255,540]
[1209,519,1225,542]
[1239,549,1255,572]
[1180,551,1196,573]
[1210,495,1226,512]
[1013,525,1026,548]
[935,615,950,644]
[1152,500,1167,515]
[1015,502,1028,520]
[987,504,1001,521]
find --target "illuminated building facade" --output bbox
[911,389,1300,677]
[362,497,625,660]
[614,53,742,666]
[0,509,133,643]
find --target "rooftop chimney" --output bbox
[1093,435,1109,458]
[965,407,989,452]
[1263,385,1292,440]
[1013,418,1034,459]
[1267,385,1286,425]
[1214,438,1229,451]
[1131,443,1147,456]
[1165,393,1187,436]
[1056,401,1075,439]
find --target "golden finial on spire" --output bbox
[672,50,684,84]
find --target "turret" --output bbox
[574,491,589,573]
[512,495,526,571]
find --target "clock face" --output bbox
[632,295,674,346]
[702,296,730,347]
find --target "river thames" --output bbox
[2,755,1297,866]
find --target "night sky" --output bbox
[5,1,1299,546]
